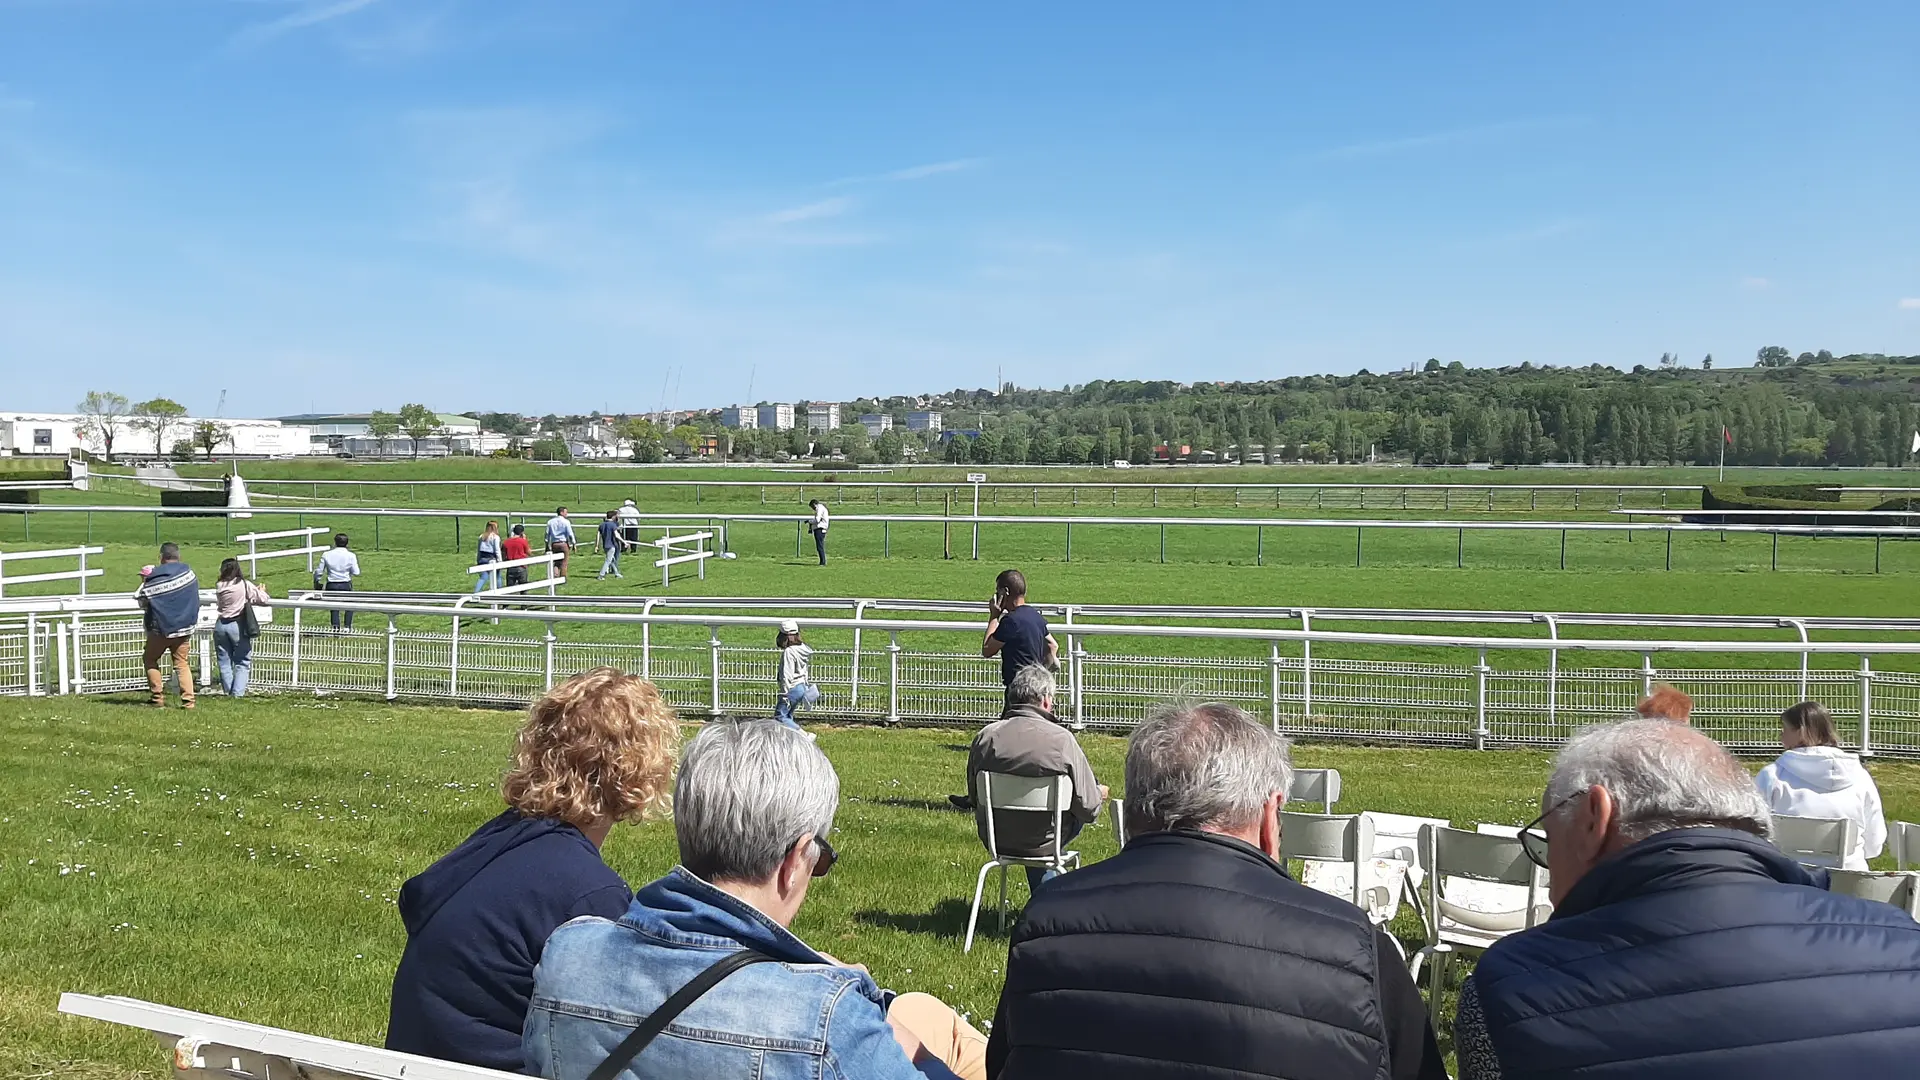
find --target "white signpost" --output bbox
[967,472,986,559]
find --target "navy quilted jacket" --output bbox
[1468,827,1920,1079]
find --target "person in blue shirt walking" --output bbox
[597,511,624,580]
[544,507,576,578]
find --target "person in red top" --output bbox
[502,524,532,588]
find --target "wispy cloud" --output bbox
[1741,276,1772,291]
[1900,298,1920,310]
[827,157,984,187]
[1306,118,1573,162]
[233,0,386,48]
[764,196,854,224]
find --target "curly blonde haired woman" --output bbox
[386,668,679,1072]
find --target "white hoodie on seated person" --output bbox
[1754,745,1886,871]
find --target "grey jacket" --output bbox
[967,703,1102,858]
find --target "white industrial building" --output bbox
[860,413,893,437]
[721,406,759,430]
[806,402,842,432]
[757,403,795,431]
[0,412,316,458]
[907,410,942,433]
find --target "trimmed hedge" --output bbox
[1695,485,1917,528]
[160,489,230,518]
[0,489,43,505]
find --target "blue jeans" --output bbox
[774,683,819,727]
[214,619,252,697]
[472,562,497,593]
[324,580,353,629]
[1027,817,1084,893]
[598,545,622,578]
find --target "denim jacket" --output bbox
[526,867,957,1080]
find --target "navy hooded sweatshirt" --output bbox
[386,809,631,1073]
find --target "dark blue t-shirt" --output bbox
[386,810,631,1073]
[993,603,1051,686]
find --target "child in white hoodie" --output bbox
[1754,700,1886,870]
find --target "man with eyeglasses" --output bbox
[527,720,987,1080]
[1456,718,1920,1080]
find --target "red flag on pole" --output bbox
[1723,427,1733,446]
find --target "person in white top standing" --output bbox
[317,533,361,632]
[807,499,830,566]
[1754,700,1886,870]
[616,498,642,552]
[773,619,819,735]
[544,506,576,578]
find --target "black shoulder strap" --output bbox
[584,949,776,1080]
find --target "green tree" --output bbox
[1755,345,1793,368]
[623,418,665,463]
[193,420,231,461]
[397,403,440,459]
[874,427,905,464]
[131,398,188,456]
[76,390,130,460]
[366,411,400,456]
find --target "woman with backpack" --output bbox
[213,557,270,698]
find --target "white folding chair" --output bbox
[964,771,1080,953]
[1409,824,1551,1002]
[1826,869,1920,919]
[1281,811,1406,958]
[1891,820,1920,870]
[1288,768,1342,814]
[1772,814,1857,870]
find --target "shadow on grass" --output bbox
[855,887,1035,944]
[870,797,969,812]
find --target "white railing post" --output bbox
[384,615,399,700]
[290,604,303,687]
[77,547,88,597]
[1640,653,1655,698]
[697,531,706,581]
[1788,619,1810,701]
[198,631,211,692]
[1063,606,1083,731]
[1300,609,1314,718]
[1859,656,1875,757]
[25,613,38,695]
[1269,641,1282,733]
[708,626,722,715]
[449,611,461,699]
[640,599,657,679]
[1071,634,1089,730]
[55,616,70,694]
[1543,615,1559,731]
[1474,648,1492,751]
[543,622,557,691]
[850,600,869,709]
[886,631,901,724]
[69,612,84,693]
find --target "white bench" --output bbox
[58,993,524,1080]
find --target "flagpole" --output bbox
[1719,428,1725,482]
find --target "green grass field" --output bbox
[9,695,1920,1079]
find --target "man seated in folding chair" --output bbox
[964,664,1105,897]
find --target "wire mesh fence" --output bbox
[9,607,1920,757]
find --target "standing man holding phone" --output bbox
[983,569,1058,692]
[807,498,831,566]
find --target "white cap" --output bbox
[779,619,800,634]
[624,499,635,505]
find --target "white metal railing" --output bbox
[8,592,1920,756]
[467,551,564,598]
[654,529,713,586]
[234,527,331,576]
[0,545,104,597]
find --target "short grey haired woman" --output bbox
[527,720,989,1080]
[1754,701,1885,870]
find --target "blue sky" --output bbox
[2,2,1916,418]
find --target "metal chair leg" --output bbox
[998,864,1010,933]
[963,860,996,954]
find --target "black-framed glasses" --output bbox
[1519,788,1587,869]
[810,835,838,878]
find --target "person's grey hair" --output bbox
[1124,702,1293,836]
[674,720,840,883]
[1007,664,1055,707]
[1545,717,1772,841]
